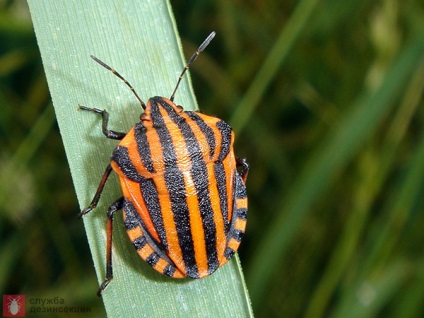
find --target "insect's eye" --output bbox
[140,113,149,121]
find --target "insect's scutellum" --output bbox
[79,32,248,297]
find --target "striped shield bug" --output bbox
[78,32,249,296]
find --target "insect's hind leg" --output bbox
[97,197,124,297]
[79,105,126,140]
[236,157,249,183]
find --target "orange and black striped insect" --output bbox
[78,32,248,296]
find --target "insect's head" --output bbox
[140,96,184,123]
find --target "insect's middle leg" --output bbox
[79,105,126,140]
[78,164,113,218]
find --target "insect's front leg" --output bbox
[79,105,126,140]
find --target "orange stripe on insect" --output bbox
[201,117,236,224]
[227,237,240,251]
[126,226,144,241]
[112,162,162,244]
[183,172,209,277]
[181,111,216,163]
[234,218,247,232]
[137,110,187,272]
[206,163,227,264]
[153,258,174,276]
[152,174,185,273]
[224,160,236,223]
[180,110,228,270]
[140,111,166,174]
[236,198,248,210]
[155,99,210,272]
[137,243,155,260]
[120,127,155,178]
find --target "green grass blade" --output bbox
[330,260,411,318]
[27,1,253,316]
[305,55,424,318]
[230,0,321,134]
[335,118,424,318]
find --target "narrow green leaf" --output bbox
[27,0,253,316]
[330,260,411,318]
[230,0,321,134]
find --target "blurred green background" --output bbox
[1,0,424,317]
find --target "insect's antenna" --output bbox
[170,31,216,102]
[90,55,146,110]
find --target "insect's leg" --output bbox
[97,197,124,297]
[78,164,113,218]
[79,105,126,140]
[236,157,249,183]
